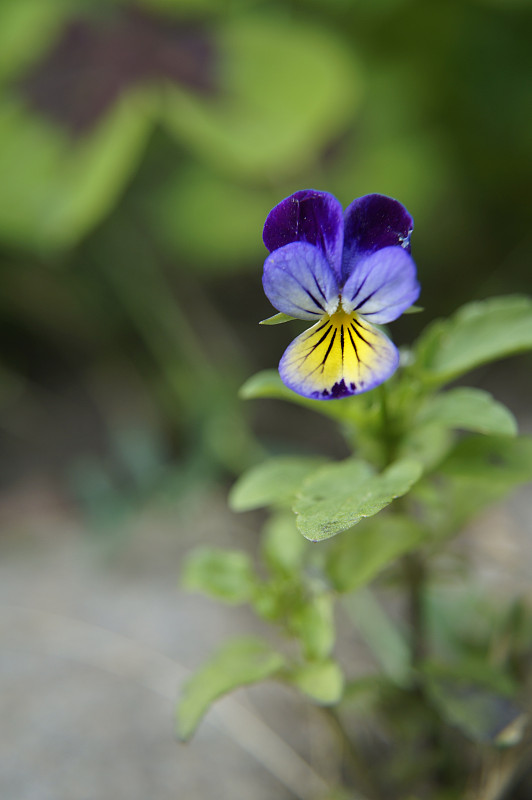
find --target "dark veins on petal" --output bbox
[17,7,218,136]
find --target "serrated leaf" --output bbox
[326,515,426,593]
[181,547,257,604]
[229,455,328,512]
[177,637,285,740]
[259,312,297,326]
[294,458,422,541]
[415,296,532,383]
[417,388,517,437]
[288,660,344,705]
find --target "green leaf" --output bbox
[429,435,532,530]
[261,512,306,574]
[0,91,152,251]
[288,660,344,705]
[294,458,422,541]
[239,370,365,423]
[229,455,328,512]
[291,593,335,660]
[177,637,285,740]
[181,547,257,604]
[145,164,268,272]
[417,388,518,437]
[441,435,532,485]
[397,422,454,472]
[326,515,426,593]
[0,0,67,85]
[414,296,532,383]
[402,304,424,315]
[162,15,361,179]
[259,312,297,326]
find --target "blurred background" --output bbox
[1,0,532,798]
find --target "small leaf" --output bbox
[177,637,285,740]
[291,593,335,660]
[262,512,306,573]
[417,388,517,437]
[229,455,328,512]
[181,547,257,604]
[294,458,422,541]
[326,515,426,593]
[259,312,297,326]
[414,296,532,383]
[403,304,424,315]
[239,370,364,423]
[288,660,344,705]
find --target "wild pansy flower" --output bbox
[262,190,420,399]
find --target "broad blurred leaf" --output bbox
[414,296,532,383]
[0,0,67,85]
[326,515,426,593]
[0,91,152,251]
[261,512,306,574]
[177,637,285,740]
[294,458,422,541]
[288,660,344,705]
[162,14,361,178]
[229,455,327,512]
[147,164,269,271]
[417,388,517,437]
[181,547,257,604]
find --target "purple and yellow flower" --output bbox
[262,190,420,400]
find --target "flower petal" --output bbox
[263,242,340,320]
[279,311,399,399]
[342,247,420,324]
[342,194,413,281]
[263,190,344,279]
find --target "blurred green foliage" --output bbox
[1,0,532,507]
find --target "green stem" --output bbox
[403,550,427,669]
[322,707,383,800]
[378,383,396,466]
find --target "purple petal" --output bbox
[263,242,340,321]
[341,194,413,282]
[263,190,344,280]
[342,246,420,323]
